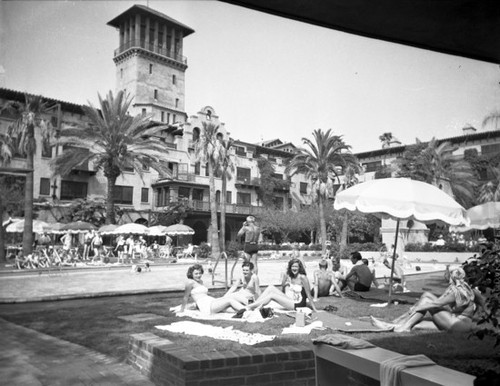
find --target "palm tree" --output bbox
[478,165,500,203]
[0,132,13,262]
[482,110,500,131]
[286,129,359,254]
[421,138,477,207]
[51,90,172,224]
[215,137,234,252]
[339,163,362,250]
[3,94,54,256]
[379,132,393,149]
[194,121,223,259]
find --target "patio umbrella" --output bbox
[164,223,195,236]
[450,201,500,232]
[148,225,169,236]
[98,224,119,235]
[6,219,51,234]
[60,221,97,234]
[333,177,469,302]
[46,222,67,234]
[113,223,150,235]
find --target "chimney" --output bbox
[462,124,476,135]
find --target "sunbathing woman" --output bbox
[244,259,318,313]
[224,261,261,304]
[371,267,488,332]
[180,264,247,315]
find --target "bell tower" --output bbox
[107,5,194,124]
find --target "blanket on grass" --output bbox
[155,321,276,345]
[342,289,419,305]
[315,312,394,333]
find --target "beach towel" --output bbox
[155,321,275,345]
[312,333,375,349]
[380,354,435,386]
[315,312,393,333]
[282,321,325,334]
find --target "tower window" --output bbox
[172,75,176,85]
[154,89,158,99]
[175,98,179,108]
[149,63,153,74]
[167,113,170,123]
[173,114,176,123]
[142,108,147,116]
[120,68,123,78]
[161,111,165,122]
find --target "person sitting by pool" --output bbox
[371,267,488,332]
[339,251,373,292]
[243,259,318,313]
[383,256,407,291]
[362,258,381,288]
[180,264,247,315]
[312,259,343,300]
[224,261,261,304]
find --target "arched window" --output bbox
[193,127,200,142]
[206,110,212,120]
[216,190,221,203]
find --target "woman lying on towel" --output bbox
[241,259,318,315]
[371,267,488,332]
[180,264,247,315]
[224,261,261,304]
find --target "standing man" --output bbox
[237,216,261,274]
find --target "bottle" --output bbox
[295,310,305,327]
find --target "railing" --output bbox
[235,177,260,186]
[154,199,265,215]
[114,39,187,64]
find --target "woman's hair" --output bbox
[287,258,306,277]
[187,263,204,279]
[449,267,474,303]
[242,261,254,270]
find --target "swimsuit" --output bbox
[284,278,307,309]
[191,283,215,314]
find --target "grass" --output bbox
[0,272,498,379]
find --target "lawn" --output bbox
[0,272,498,379]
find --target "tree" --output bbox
[194,121,223,259]
[338,163,362,250]
[255,157,291,209]
[379,132,393,149]
[3,94,54,256]
[478,165,500,203]
[259,207,314,243]
[482,110,500,131]
[51,90,172,224]
[215,137,234,251]
[286,129,359,254]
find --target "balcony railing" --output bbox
[235,177,260,187]
[114,39,187,64]
[154,199,266,216]
[164,142,177,150]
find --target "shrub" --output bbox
[405,242,478,253]
[225,241,243,259]
[463,248,500,346]
[197,242,211,259]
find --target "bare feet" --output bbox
[370,316,395,331]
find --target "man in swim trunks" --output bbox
[339,251,373,292]
[312,259,343,301]
[237,216,261,274]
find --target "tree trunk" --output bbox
[106,175,118,224]
[0,195,5,262]
[22,132,34,257]
[340,210,349,254]
[318,196,327,255]
[220,167,227,252]
[208,161,220,258]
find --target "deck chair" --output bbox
[181,244,194,259]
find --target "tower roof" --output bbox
[107,4,195,37]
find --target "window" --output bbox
[192,189,203,201]
[60,180,88,200]
[226,191,232,204]
[272,173,283,180]
[167,113,170,124]
[236,167,251,182]
[178,187,190,199]
[120,68,123,78]
[216,191,221,203]
[235,146,246,156]
[161,111,165,122]
[300,182,308,194]
[363,161,382,173]
[154,89,158,99]
[205,162,209,177]
[172,74,176,85]
[113,185,133,205]
[237,192,251,206]
[149,63,153,74]
[481,144,500,155]
[141,188,149,203]
[194,162,201,175]
[142,108,147,116]
[40,178,50,196]
[173,114,176,123]
[175,98,179,108]
[41,138,52,158]
[274,196,284,210]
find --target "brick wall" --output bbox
[128,332,316,386]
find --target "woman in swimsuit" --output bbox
[371,267,488,332]
[224,261,261,304]
[180,264,247,314]
[245,259,317,312]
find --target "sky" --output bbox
[1,0,499,153]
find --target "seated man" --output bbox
[362,258,381,288]
[312,259,343,301]
[339,251,373,292]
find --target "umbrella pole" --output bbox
[388,219,400,304]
